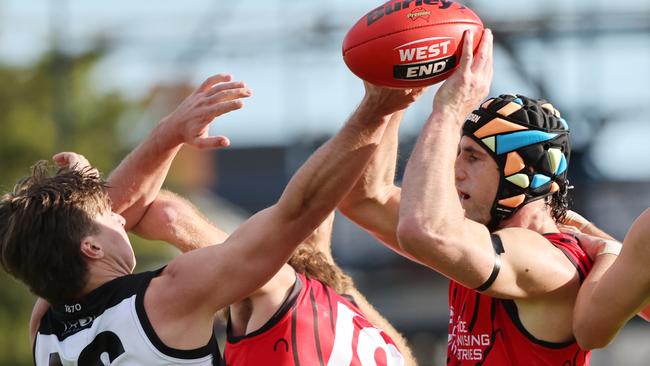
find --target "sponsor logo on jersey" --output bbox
[449,310,490,361]
[62,316,96,336]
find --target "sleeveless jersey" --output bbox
[34,268,222,366]
[447,233,593,365]
[225,273,404,366]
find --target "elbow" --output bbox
[131,193,180,240]
[151,195,180,227]
[337,195,361,217]
[339,187,382,216]
[396,217,446,260]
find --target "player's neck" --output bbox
[80,262,130,298]
[500,201,559,234]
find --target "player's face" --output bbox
[91,210,136,272]
[455,136,500,225]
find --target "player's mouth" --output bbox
[458,191,470,201]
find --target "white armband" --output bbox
[596,239,622,257]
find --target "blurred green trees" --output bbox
[0,47,175,364]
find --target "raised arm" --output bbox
[338,110,412,255]
[563,210,617,241]
[573,208,650,349]
[397,29,498,288]
[144,85,423,348]
[108,74,251,230]
[113,176,419,363]
[131,190,228,252]
[396,30,580,308]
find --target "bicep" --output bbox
[485,229,580,299]
[418,224,578,300]
[408,220,500,292]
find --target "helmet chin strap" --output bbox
[486,212,504,233]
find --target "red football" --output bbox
[343,0,484,88]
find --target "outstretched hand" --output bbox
[433,28,493,120]
[163,74,252,149]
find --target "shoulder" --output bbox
[488,228,581,299]
[495,228,578,266]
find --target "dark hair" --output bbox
[0,161,110,303]
[548,180,571,224]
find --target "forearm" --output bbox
[565,211,617,241]
[353,110,403,196]
[399,110,465,251]
[108,120,182,230]
[338,111,406,252]
[277,100,391,229]
[131,190,228,253]
[573,253,625,349]
[107,74,251,230]
[301,212,336,262]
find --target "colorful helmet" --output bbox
[462,94,571,229]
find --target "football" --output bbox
[343,0,484,88]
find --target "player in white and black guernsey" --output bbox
[1,73,421,365]
[35,268,221,365]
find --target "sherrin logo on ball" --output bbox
[343,0,483,88]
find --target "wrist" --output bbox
[355,99,393,124]
[154,117,184,148]
[596,239,622,257]
[432,100,473,122]
[427,107,466,129]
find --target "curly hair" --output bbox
[288,244,353,295]
[548,180,571,224]
[0,161,110,303]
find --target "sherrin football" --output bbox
[343,0,484,88]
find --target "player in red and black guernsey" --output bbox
[340,29,593,365]
[121,192,416,365]
[2,72,423,365]
[224,210,414,366]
